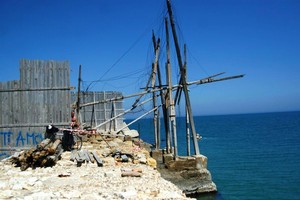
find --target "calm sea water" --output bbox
[126,111,300,200]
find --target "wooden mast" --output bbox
[76,64,82,128]
[166,0,200,155]
[151,32,160,150]
[165,17,178,156]
[184,44,191,156]
[153,33,169,151]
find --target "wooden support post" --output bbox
[91,97,95,127]
[165,17,172,154]
[93,92,98,128]
[184,44,191,156]
[104,91,107,131]
[156,108,161,150]
[152,66,158,150]
[151,32,160,151]
[165,16,178,156]
[76,65,82,128]
[113,101,117,131]
[167,0,200,155]
[109,99,114,132]
[153,33,169,151]
[131,31,160,109]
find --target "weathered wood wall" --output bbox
[0,59,125,159]
[0,59,71,158]
[71,91,124,132]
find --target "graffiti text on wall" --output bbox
[0,131,43,147]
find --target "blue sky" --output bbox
[0,0,299,116]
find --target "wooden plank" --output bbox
[78,150,86,162]
[92,150,103,167]
[121,171,141,177]
[58,63,63,123]
[8,81,13,125]
[70,150,77,162]
[83,150,92,163]
[75,151,83,164]
[0,122,69,128]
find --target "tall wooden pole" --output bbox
[113,101,117,131]
[151,32,160,150]
[132,32,159,109]
[152,63,158,148]
[154,32,170,152]
[166,0,200,155]
[165,17,178,156]
[184,44,191,156]
[76,65,82,127]
[156,64,165,151]
[93,92,98,128]
[165,17,171,154]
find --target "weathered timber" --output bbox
[121,171,142,177]
[48,139,62,154]
[78,151,87,162]
[88,151,95,163]
[167,0,200,155]
[164,17,172,153]
[37,138,52,151]
[93,97,153,130]
[10,138,62,171]
[0,87,72,92]
[76,64,82,126]
[83,150,92,163]
[115,105,161,134]
[74,152,84,167]
[0,60,71,152]
[70,150,77,161]
[55,145,64,160]
[92,150,103,167]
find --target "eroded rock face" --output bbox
[0,139,192,200]
[157,155,217,194]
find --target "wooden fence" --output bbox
[0,59,71,158]
[0,59,125,159]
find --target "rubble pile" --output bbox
[0,136,192,199]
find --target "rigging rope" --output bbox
[85,2,168,92]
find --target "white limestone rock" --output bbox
[1,190,14,198]
[24,191,53,200]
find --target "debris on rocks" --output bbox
[9,138,63,171]
[1,135,192,199]
[121,168,143,177]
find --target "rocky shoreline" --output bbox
[0,137,193,199]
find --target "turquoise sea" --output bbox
[127,111,300,200]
